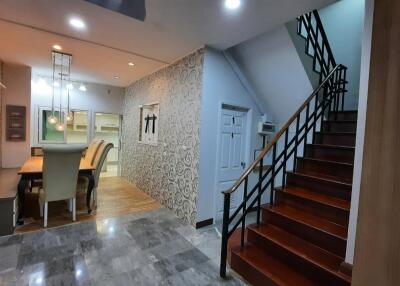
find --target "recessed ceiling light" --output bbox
[52,44,62,51]
[225,0,241,10]
[128,62,135,67]
[114,76,120,79]
[69,17,86,30]
[79,84,87,92]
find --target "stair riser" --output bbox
[296,159,354,184]
[305,146,355,164]
[248,230,350,286]
[262,208,346,257]
[276,192,349,227]
[314,133,356,147]
[231,252,278,286]
[286,173,352,201]
[328,112,358,121]
[323,121,357,133]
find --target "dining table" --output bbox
[17,156,96,225]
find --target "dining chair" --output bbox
[39,145,85,227]
[31,147,44,156]
[29,147,44,191]
[77,142,114,210]
[85,140,104,166]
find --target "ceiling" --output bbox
[0,0,336,87]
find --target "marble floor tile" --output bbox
[0,208,248,286]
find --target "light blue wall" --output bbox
[230,26,314,128]
[319,0,365,109]
[197,47,264,222]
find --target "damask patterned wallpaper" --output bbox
[121,49,204,226]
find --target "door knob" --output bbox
[241,162,246,169]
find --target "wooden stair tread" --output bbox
[315,131,356,136]
[299,157,354,167]
[294,170,352,185]
[248,224,351,283]
[277,187,350,210]
[264,204,348,239]
[308,144,355,151]
[287,171,353,188]
[232,244,318,286]
[324,120,357,123]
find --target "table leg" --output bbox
[17,177,28,225]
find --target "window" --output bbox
[38,107,89,144]
[94,113,121,177]
[66,111,89,144]
[40,109,64,143]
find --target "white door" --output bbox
[215,107,248,220]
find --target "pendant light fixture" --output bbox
[49,51,73,131]
[66,57,73,122]
[48,53,58,124]
[54,53,65,132]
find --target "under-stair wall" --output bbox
[229,25,314,130]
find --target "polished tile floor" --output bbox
[0,208,248,286]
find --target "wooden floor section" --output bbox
[15,176,161,234]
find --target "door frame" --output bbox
[213,101,253,222]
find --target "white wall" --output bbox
[230,26,314,129]
[1,63,31,168]
[197,48,264,222]
[345,0,374,265]
[30,75,124,146]
[319,0,365,110]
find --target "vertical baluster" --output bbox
[282,129,289,187]
[241,178,248,247]
[257,151,263,225]
[220,193,231,278]
[293,114,300,170]
[342,67,347,111]
[334,69,339,113]
[312,92,319,143]
[303,103,310,156]
[320,85,328,130]
[270,143,277,205]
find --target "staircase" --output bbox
[219,10,355,286]
[229,110,355,286]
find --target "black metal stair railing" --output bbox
[297,11,348,92]
[219,10,348,278]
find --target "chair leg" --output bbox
[68,199,73,212]
[39,200,43,217]
[44,202,48,227]
[94,188,98,210]
[72,198,76,221]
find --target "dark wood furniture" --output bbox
[0,169,19,236]
[17,157,96,225]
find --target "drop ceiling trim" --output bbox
[0,17,170,65]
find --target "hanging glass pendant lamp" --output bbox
[48,53,58,124]
[55,53,65,131]
[66,58,73,122]
[49,51,73,130]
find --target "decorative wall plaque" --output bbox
[138,103,159,145]
[6,105,26,141]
